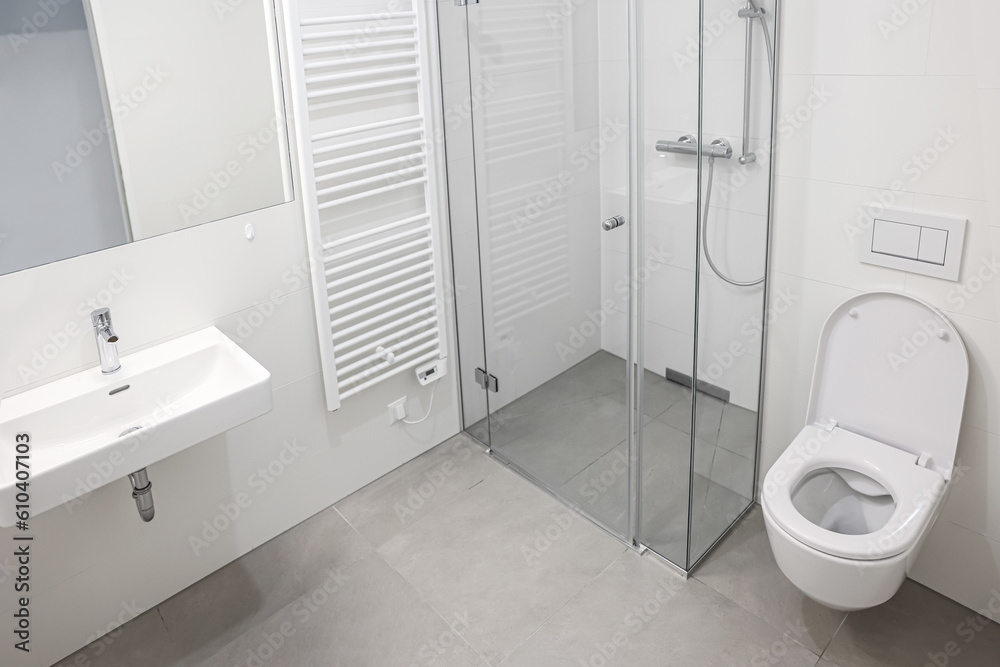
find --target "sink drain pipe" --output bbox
[128,469,155,522]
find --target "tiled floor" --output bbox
[55,434,1000,666]
[483,351,758,564]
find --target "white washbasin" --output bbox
[0,327,271,526]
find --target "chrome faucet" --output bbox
[91,308,121,374]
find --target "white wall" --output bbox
[0,6,460,667]
[762,0,1000,616]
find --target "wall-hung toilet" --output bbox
[761,292,968,611]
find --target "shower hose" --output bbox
[701,2,772,288]
[702,156,765,288]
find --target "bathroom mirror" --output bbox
[0,0,292,276]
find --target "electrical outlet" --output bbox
[388,397,407,425]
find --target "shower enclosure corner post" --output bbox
[626,0,646,550]
[754,0,783,505]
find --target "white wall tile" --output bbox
[949,312,1000,438]
[902,196,998,323]
[771,176,911,291]
[780,0,933,77]
[979,90,1000,228]
[792,75,985,201]
[941,427,1000,542]
[970,0,1000,90]
[765,272,860,373]
[926,0,976,76]
[910,520,1000,621]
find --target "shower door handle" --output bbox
[602,215,626,232]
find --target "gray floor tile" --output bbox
[689,473,753,562]
[694,440,716,477]
[501,550,820,667]
[638,419,693,564]
[822,580,1000,667]
[335,434,499,548]
[158,506,371,664]
[709,446,755,499]
[641,371,689,419]
[659,392,725,444]
[718,402,760,459]
[493,351,626,422]
[492,393,629,487]
[201,554,488,667]
[693,506,847,655]
[378,468,626,665]
[639,418,751,567]
[52,608,182,667]
[641,470,751,568]
[559,439,629,536]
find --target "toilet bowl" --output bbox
[761,292,968,611]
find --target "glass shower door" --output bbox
[465,0,635,538]
[446,0,778,570]
[638,0,777,568]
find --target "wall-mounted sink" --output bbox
[0,327,271,526]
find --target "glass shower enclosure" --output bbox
[441,0,779,572]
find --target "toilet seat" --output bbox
[763,425,947,561]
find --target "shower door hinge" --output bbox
[454,0,479,5]
[475,367,499,393]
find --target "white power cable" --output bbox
[402,381,439,425]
